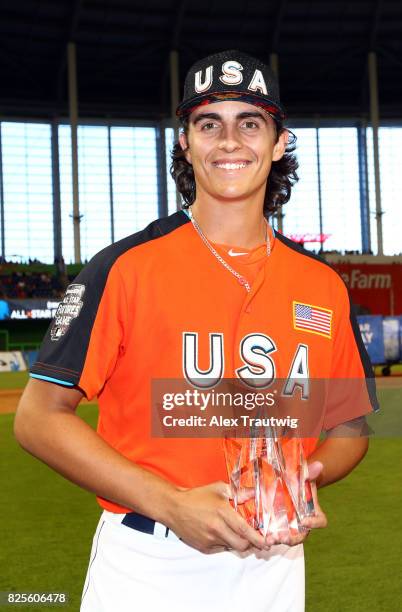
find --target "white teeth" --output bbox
[215,162,248,169]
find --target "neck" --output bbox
[189,193,268,249]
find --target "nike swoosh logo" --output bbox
[228,248,248,257]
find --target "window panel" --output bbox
[319,128,361,252]
[78,126,111,261]
[366,128,378,254]
[367,127,402,256]
[58,125,75,263]
[3,118,399,266]
[282,128,321,251]
[1,122,53,263]
[59,125,111,263]
[281,127,361,253]
[165,127,180,214]
[110,127,158,241]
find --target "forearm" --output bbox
[309,435,369,488]
[15,401,180,525]
[15,381,271,556]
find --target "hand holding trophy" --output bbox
[224,426,326,545]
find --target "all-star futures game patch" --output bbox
[50,284,85,342]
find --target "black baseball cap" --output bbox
[176,49,286,120]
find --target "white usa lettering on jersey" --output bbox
[182,332,309,397]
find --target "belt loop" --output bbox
[153,522,168,539]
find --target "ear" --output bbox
[272,129,289,162]
[179,131,192,165]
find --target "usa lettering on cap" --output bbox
[176,49,286,119]
[194,61,268,96]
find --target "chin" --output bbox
[218,188,252,199]
[214,192,252,202]
[211,183,249,197]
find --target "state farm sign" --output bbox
[329,263,402,315]
[340,269,391,290]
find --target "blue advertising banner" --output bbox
[0,351,27,372]
[23,350,39,369]
[400,316,402,357]
[357,315,385,365]
[0,298,60,320]
[383,317,401,362]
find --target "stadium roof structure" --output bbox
[1,0,401,120]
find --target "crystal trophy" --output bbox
[224,427,315,538]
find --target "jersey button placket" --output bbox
[242,262,266,314]
[234,265,266,370]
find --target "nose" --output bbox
[217,123,242,152]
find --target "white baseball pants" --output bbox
[80,510,305,612]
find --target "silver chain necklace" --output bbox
[188,206,272,293]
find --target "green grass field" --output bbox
[0,404,99,610]
[0,371,30,389]
[0,372,401,611]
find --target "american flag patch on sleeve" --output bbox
[293,301,333,338]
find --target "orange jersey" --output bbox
[30,210,378,513]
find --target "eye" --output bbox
[241,120,259,129]
[200,122,219,131]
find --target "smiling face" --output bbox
[179,101,288,205]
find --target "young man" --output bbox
[15,50,378,611]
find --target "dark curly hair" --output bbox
[169,114,299,218]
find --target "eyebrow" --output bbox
[191,111,268,126]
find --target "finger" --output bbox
[265,533,276,547]
[270,528,311,547]
[301,514,328,529]
[307,461,323,481]
[268,531,292,546]
[232,544,273,559]
[201,542,233,555]
[287,532,309,546]
[248,546,272,559]
[236,487,255,504]
[223,512,269,550]
[210,545,231,554]
[214,481,255,504]
[214,481,233,500]
[213,522,255,553]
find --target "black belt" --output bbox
[122,511,176,539]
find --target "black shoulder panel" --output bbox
[30,210,190,386]
[274,231,330,267]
